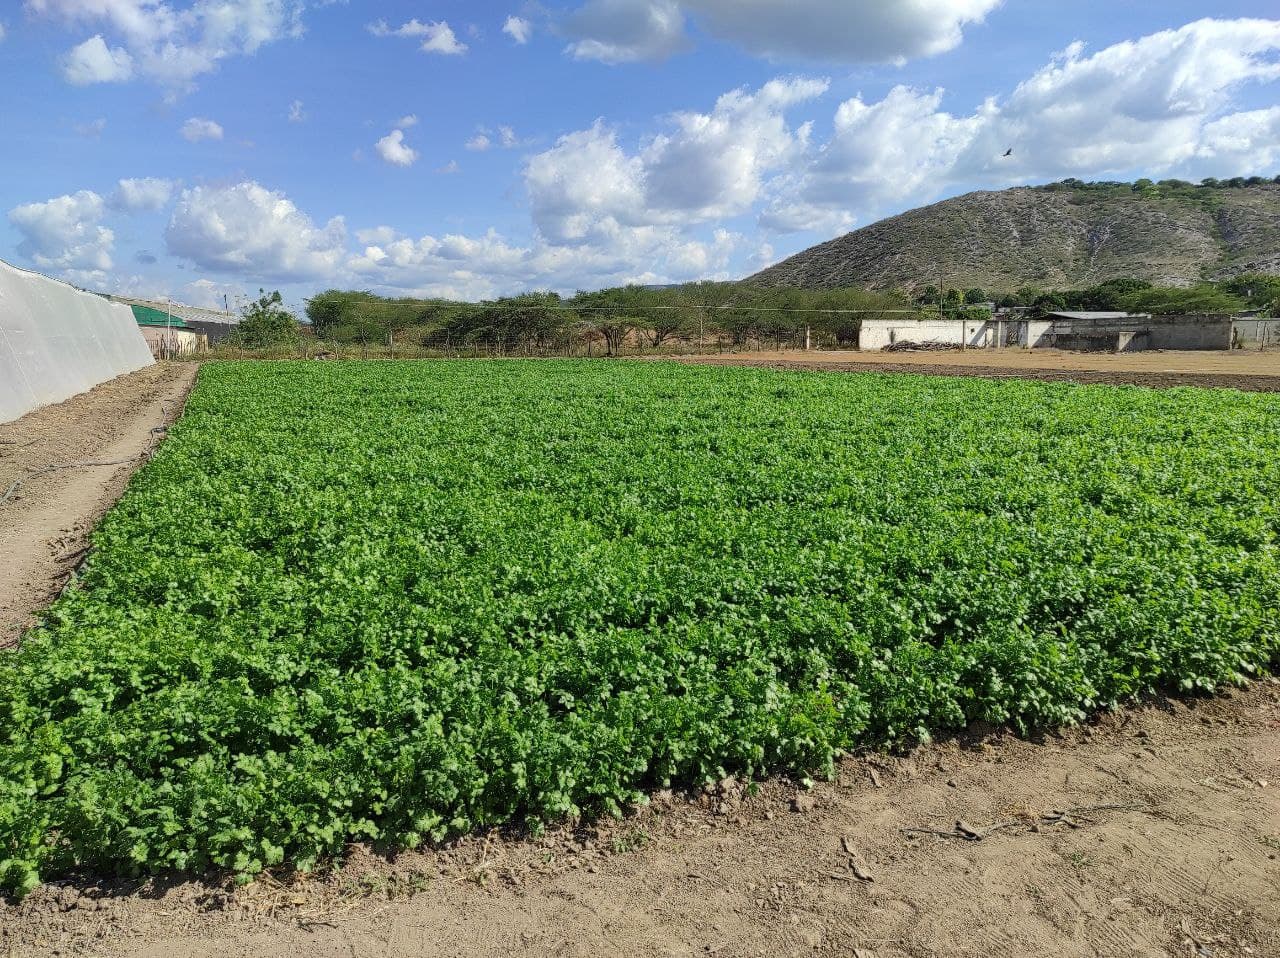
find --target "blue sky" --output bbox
[2,1,1279,312]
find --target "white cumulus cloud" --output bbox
[165,181,348,281]
[563,0,1001,64]
[367,18,467,54]
[565,0,687,63]
[376,129,419,167]
[467,126,521,152]
[181,117,223,142]
[503,15,532,44]
[763,18,1280,232]
[110,177,177,213]
[8,190,114,271]
[62,35,133,84]
[29,0,306,90]
[526,77,827,244]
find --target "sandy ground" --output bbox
[669,348,1280,391]
[3,684,1276,958]
[2,356,1278,958]
[0,362,198,647]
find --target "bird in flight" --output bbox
[1003,148,1013,157]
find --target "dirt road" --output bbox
[670,348,1280,390]
[0,362,198,646]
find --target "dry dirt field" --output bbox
[1,358,1278,958]
[669,347,1280,391]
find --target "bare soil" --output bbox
[0,362,198,646]
[669,348,1280,391]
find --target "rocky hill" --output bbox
[749,179,1280,292]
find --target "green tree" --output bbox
[1218,274,1280,314]
[225,290,300,348]
[1029,292,1068,317]
[1122,284,1245,316]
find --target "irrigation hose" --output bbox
[0,401,174,508]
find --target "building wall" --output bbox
[184,319,239,344]
[860,314,1248,353]
[0,259,154,424]
[139,326,205,357]
[1033,315,1234,351]
[1232,319,1280,349]
[859,319,996,350]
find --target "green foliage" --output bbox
[1219,274,1280,315]
[1030,291,1068,316]
[3,361,1279,897]
[304,290,445,345]
[992,275,1265,317]
[1132,178,1158,198]
[1059,278,1154,312]
[223,290,300,349]
[1121,284,1246,316]
[1036,176,1279,194]
[298,283,909,353]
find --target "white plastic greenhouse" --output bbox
[0,259,154,424]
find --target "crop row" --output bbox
[2,360,1278,896]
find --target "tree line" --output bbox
[915,275,1280,319]
[220,275,1280,351]
[299,283,910,354]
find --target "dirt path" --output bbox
[668,349,1280,390]
[0,362,198,646]
[4,683,1275,958]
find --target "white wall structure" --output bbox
[0,259,154,424]
[859,318,996,351]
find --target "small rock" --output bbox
[791,794,816,814]
[946,779,958,788]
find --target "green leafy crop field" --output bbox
[3,360,1279,896]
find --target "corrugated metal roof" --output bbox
[130,304,191,328]
[111,296,238,326]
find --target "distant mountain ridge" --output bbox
[749,179,1280,292]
